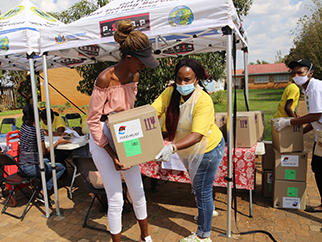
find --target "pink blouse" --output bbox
[87,82,138,147]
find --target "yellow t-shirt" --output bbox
[274,83,300,118]
[152,86,223,153]
[41,115,66,131]
[81,114,89,135]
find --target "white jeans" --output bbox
[89,125,147,234]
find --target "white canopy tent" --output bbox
[0,0,92,217]
[39,0,248,236]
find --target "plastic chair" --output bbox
[72,156,109,232]
[0,153,39,221]
[64,113,82,128]
[0,118,16,133]
[72,156,132,232]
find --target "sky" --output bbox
[0,0,314,69]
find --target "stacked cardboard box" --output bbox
[215,111,264,148]
[271,118,307,210]
[261,141,274,198]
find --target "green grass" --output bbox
[0,109,86,134]
[211,88,285,141]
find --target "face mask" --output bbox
[292,64,312,86]
[176,83,196,96]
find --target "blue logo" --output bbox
[169,6,194,27]
[118,126,126,135]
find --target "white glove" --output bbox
[155,144,175,162]
[274,118,291,131]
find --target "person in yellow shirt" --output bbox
[274,82,300,118]
[40,108,66,136]
[152,58,224,242]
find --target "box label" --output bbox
[239,119,248,128]
[267,172,272,184]
[285,169,296,180]
[287,187,298,197]
[123,138,142,157]
[113,119,143,143]
[281,155,299,167]
[283,197,301,209]
[143,116,157,131]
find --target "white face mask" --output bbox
[292,64,312,86]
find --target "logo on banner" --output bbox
[0,37,9,53]
[169,6,194,27]
[0,5,24,20]
[163,43,194,55]
[100,13,150,38]
[78,45,100,57]
[55,34,67,45]
[31,7,56,22]
[60,58,84,66]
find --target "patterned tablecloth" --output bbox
[140,142,257,190]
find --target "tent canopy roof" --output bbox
[40,0,247,65]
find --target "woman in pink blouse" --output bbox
[87,20,158,242]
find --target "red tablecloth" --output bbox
[140,142,257,190]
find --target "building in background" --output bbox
[39,67,91,107]
[234,63,291,90]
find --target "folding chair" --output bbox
[72,156,132,232]
[0,153,39,221]
[64,113,82,128]
[0,118,16,133]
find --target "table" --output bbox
[140,142,264,216]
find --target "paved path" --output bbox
[0,99,322,241]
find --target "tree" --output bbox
[233,0,254,17]
[52,0,252,105]
[284,0,322,79]
[274,50,286,63]
[249,60,269,65]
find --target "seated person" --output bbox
[19,104,71,204]
[73,113,89,136]
[40,108,66,136]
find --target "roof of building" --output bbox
[234,63,290,75]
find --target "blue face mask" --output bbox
[176,83,196,96]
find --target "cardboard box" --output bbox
[262,141,274,170]
[274,148,307,182]
[108,105,164,167]
[234,112,257,148]
[239,111,265,141]
[262,170,273,198]
[273,179,307,210]
[215,112,227,141]
[271,118,303,153]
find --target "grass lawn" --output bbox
[211,88,286,141]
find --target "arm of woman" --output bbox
[42,136,72,155]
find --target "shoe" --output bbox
[180,232,212,242]
[194,210,218,221]
[139,235,152,242]
[304,206,322,212]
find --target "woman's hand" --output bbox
[103,144,131,171]
[56,136,72,145]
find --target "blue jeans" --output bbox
[193,137,225,238]
[20,159,66,191]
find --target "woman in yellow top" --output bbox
[152,59,225,242]
[40,108,66,136]
[274,82,300,118]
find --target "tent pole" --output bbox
[28,54,50,217]
[243,48,249,110]
[42,53,62,216]
[219,26,233,238]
